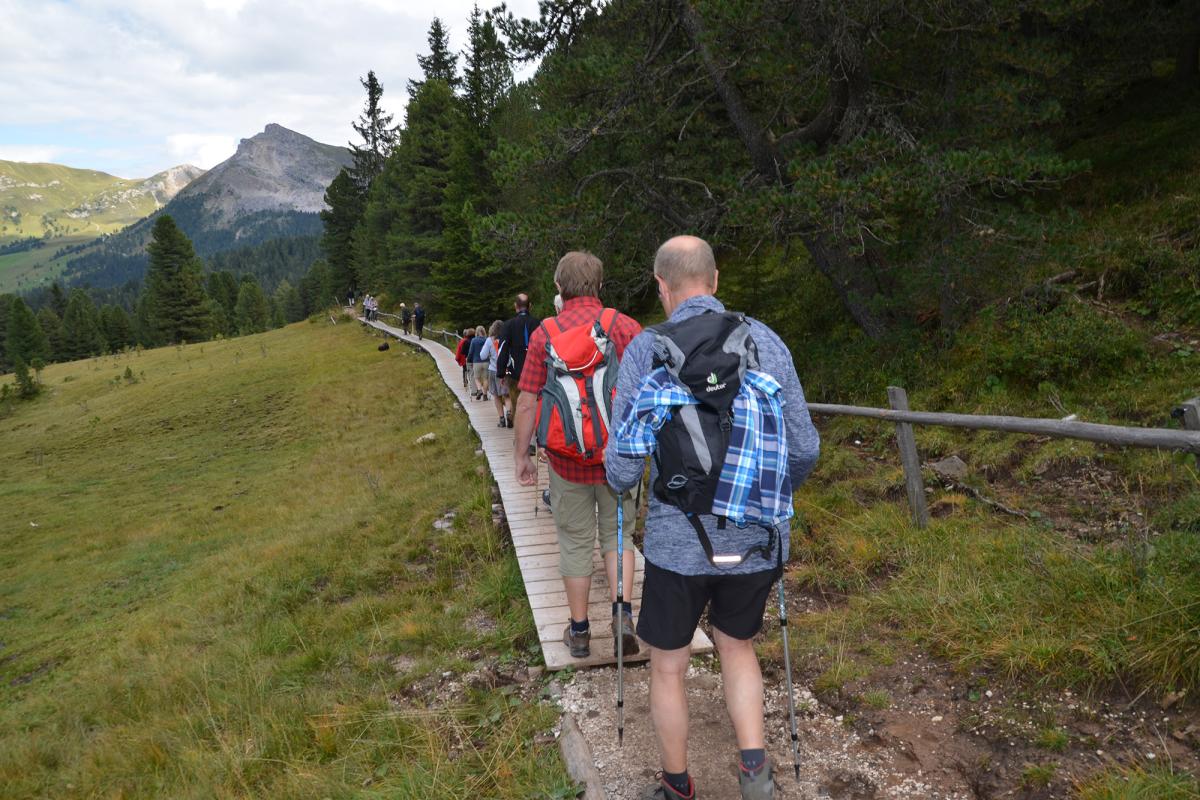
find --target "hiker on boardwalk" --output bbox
[497,292,541,412]
[468,325,489,400]
[400,303,412,335]
[479,320,512,427]
[413,303,426,339]
[606,236,820,800]
[455,328,473,388]
[513,251,643,660]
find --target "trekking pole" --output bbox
[776,571,801,780]
[616,498,625,747]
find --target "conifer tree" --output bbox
[143,215,213,345]
[6,297,50,365]
[349,71,400,192]
[411,18,460,94]
[299,259,332,315]
[61,288,105,359]
[36,307,64,362]
[100,305,134,351]
[206,271,239,330]
[234,278,270,335]
[0,292,14,371]
[320,169,366,298]
[273,280,305,324]
[48,282,67,318]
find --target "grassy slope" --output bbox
[0,322,572,799]
[0,235,91,294]
[0,160,163,241]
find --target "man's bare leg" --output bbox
[712,628,765,749]
[649,644,692,773]
[564,575,592,624]
[602,549,636,602]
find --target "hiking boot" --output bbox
[563,623,590,658]
[612,608,639,656]
[498,417,507,427]
[641,773,696,799]
[737,758,775,800]
[506,414,514,428]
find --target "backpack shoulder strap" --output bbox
[598,307,619,335]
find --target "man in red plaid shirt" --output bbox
[513,251,643,659]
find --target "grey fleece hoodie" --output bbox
[605,295,820,576]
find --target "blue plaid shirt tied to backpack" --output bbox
[613,366,795,530]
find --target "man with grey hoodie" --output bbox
[606,236,820,800]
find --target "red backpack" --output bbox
[535,308,621,466]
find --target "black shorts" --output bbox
[636,559,782,650]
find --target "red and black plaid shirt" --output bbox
[518,296,643,484]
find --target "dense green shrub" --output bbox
[976,299,1144,389]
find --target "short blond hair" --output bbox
[555,250,603,300]
[654,236,717,291]
[475,325,486,337]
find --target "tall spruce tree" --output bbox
[36,307,64,362]
[143,215,213,345]
[349,70,400,191]
[410,18,460,95]
[0,292,15,371]
[6,297,50,366]
[439,6,516,323]
[100,305,134,351]
[234,278,270,335]
[61,288,105,359]
[299,259,333,315]
[320,169,366,298]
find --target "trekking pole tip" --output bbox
[793,763,800,780]
[618,727,624,747]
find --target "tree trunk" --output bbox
[803,233,888,340]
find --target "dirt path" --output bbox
[554,657,975,800]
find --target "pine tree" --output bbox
[438,6,516,323]
[234,279,270,335]
[36,307,64,362]
[349,70,400,192]
[0,292,14,371]
[61,288,105,359]
[410,17,459,95]
[6,297,50,365]
[48,282,67,318]
[386,79,460,303]
[100,305,134,351]
[273,280,305,324]
[143,215,213,345]
[299,259,332,315]
[320,169,366,299]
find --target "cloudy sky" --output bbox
[0,0,540,178]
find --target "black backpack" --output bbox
[649,311,777,567]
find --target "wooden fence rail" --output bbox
[808,389,1200,528]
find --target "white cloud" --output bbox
[0,145,68,164]
[166,133,239,169]
[0,0,542,176]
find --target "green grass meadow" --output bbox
[0,321,574,798]
[0,235,91,294]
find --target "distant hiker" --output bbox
[606,236,820,800]
[497,292,542,417]
[455,327,473,388]
[347,291,355,308]
[468,325,489,400]
[400,303,412,335]
[479,320,512,427]
[413,302,426,339]
[513,251,643,660]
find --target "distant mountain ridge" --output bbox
[0,161,203,242]
[60,124,352,289]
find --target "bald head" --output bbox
[654,235,717,292]
[514,292,530,310]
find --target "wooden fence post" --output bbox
[888,386,930,529]
[1179,397,1200,469]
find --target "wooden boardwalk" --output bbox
[359,316,712,669]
